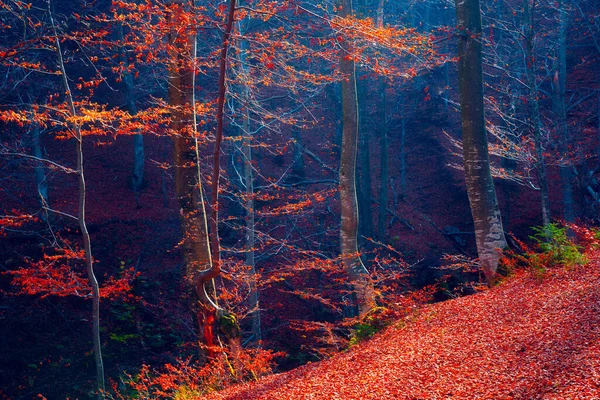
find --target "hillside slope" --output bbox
[206,262,600,399]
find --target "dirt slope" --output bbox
[206,261,600,399]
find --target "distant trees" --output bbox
[455,0,507,282]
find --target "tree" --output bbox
[455,0,507,282]
[523,0,552,225]
[338,0,376,315]
[48,2,105,396]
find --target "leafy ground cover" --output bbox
[205,257,600,399]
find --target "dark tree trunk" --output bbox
[338,0,376,316]
[553,3,574,222]
[523,0,551,225]
[117,23,144,208]
[455,0,507,282]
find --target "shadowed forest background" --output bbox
[1,0,599,398]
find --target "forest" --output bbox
[0,0,599,398]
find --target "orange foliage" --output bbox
[205,260,600,399]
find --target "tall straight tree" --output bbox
[523,0,551,225]
[553,1,574,223]
[166,1,215,359]
[338,0,376,316]
[455,0,507,282]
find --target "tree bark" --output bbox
[30,122,49,212]
[49,2,105,396]
[210,0,237,272]
[236,5,261,344]
[357,80,373,239]
[553,2,574,223]
[523,0,551,226]
[167,1,215,360]
[338,0,376,316]
[377,78,388,239]
[117,23,144,208]
[455,0,507,282]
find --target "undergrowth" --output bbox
[502,223,597,279]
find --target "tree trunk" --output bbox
[210,0,237,272]
[338,0,376,316]
[399,97,407,200]
[291,129,306,181]
[455,0,507,283]
[236,5,261,344]
[376,0,388,240]
[377,78,388,239]
[553,3,574,223]
[167,2,216,360]
[117,23,144,208]
[49,3,105,396]
[357,81,373,240]
[30,122,49,212]
[523,0,551,226]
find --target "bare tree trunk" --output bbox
[236,6,261,344]
[30,122,49,211]
[523,0,551,225]
[117,23,144,208]
[376,0,388,240]
[291,129,306,181]
[210,0,237,272]
[377,79,388,239]
[167,1,215,361]
[455,0,507,283]
[338,0,376,316]
[553,2,574,223]
[358,89,373,240]
[399,97,407,200]
[49,2,105,396]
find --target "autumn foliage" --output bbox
[204,252,600,399]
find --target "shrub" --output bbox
[501,223,588,279]
[529,224,587,269]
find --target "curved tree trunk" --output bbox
[455,0,507,283]
[338,0,376,316]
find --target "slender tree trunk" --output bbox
[210,0,237,271]
[236,6,261,344]
[117,23,144,208]
[554,2,574,222]
[167,1,216,360]
[49,2,105,396]
[523,0,551,225]
[30,122,49,210]
[291,129,306,181]
[455,0,507,283]
[338,0,375,316]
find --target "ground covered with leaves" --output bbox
[205,259,600,399]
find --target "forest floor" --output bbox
[205,258,600,400]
